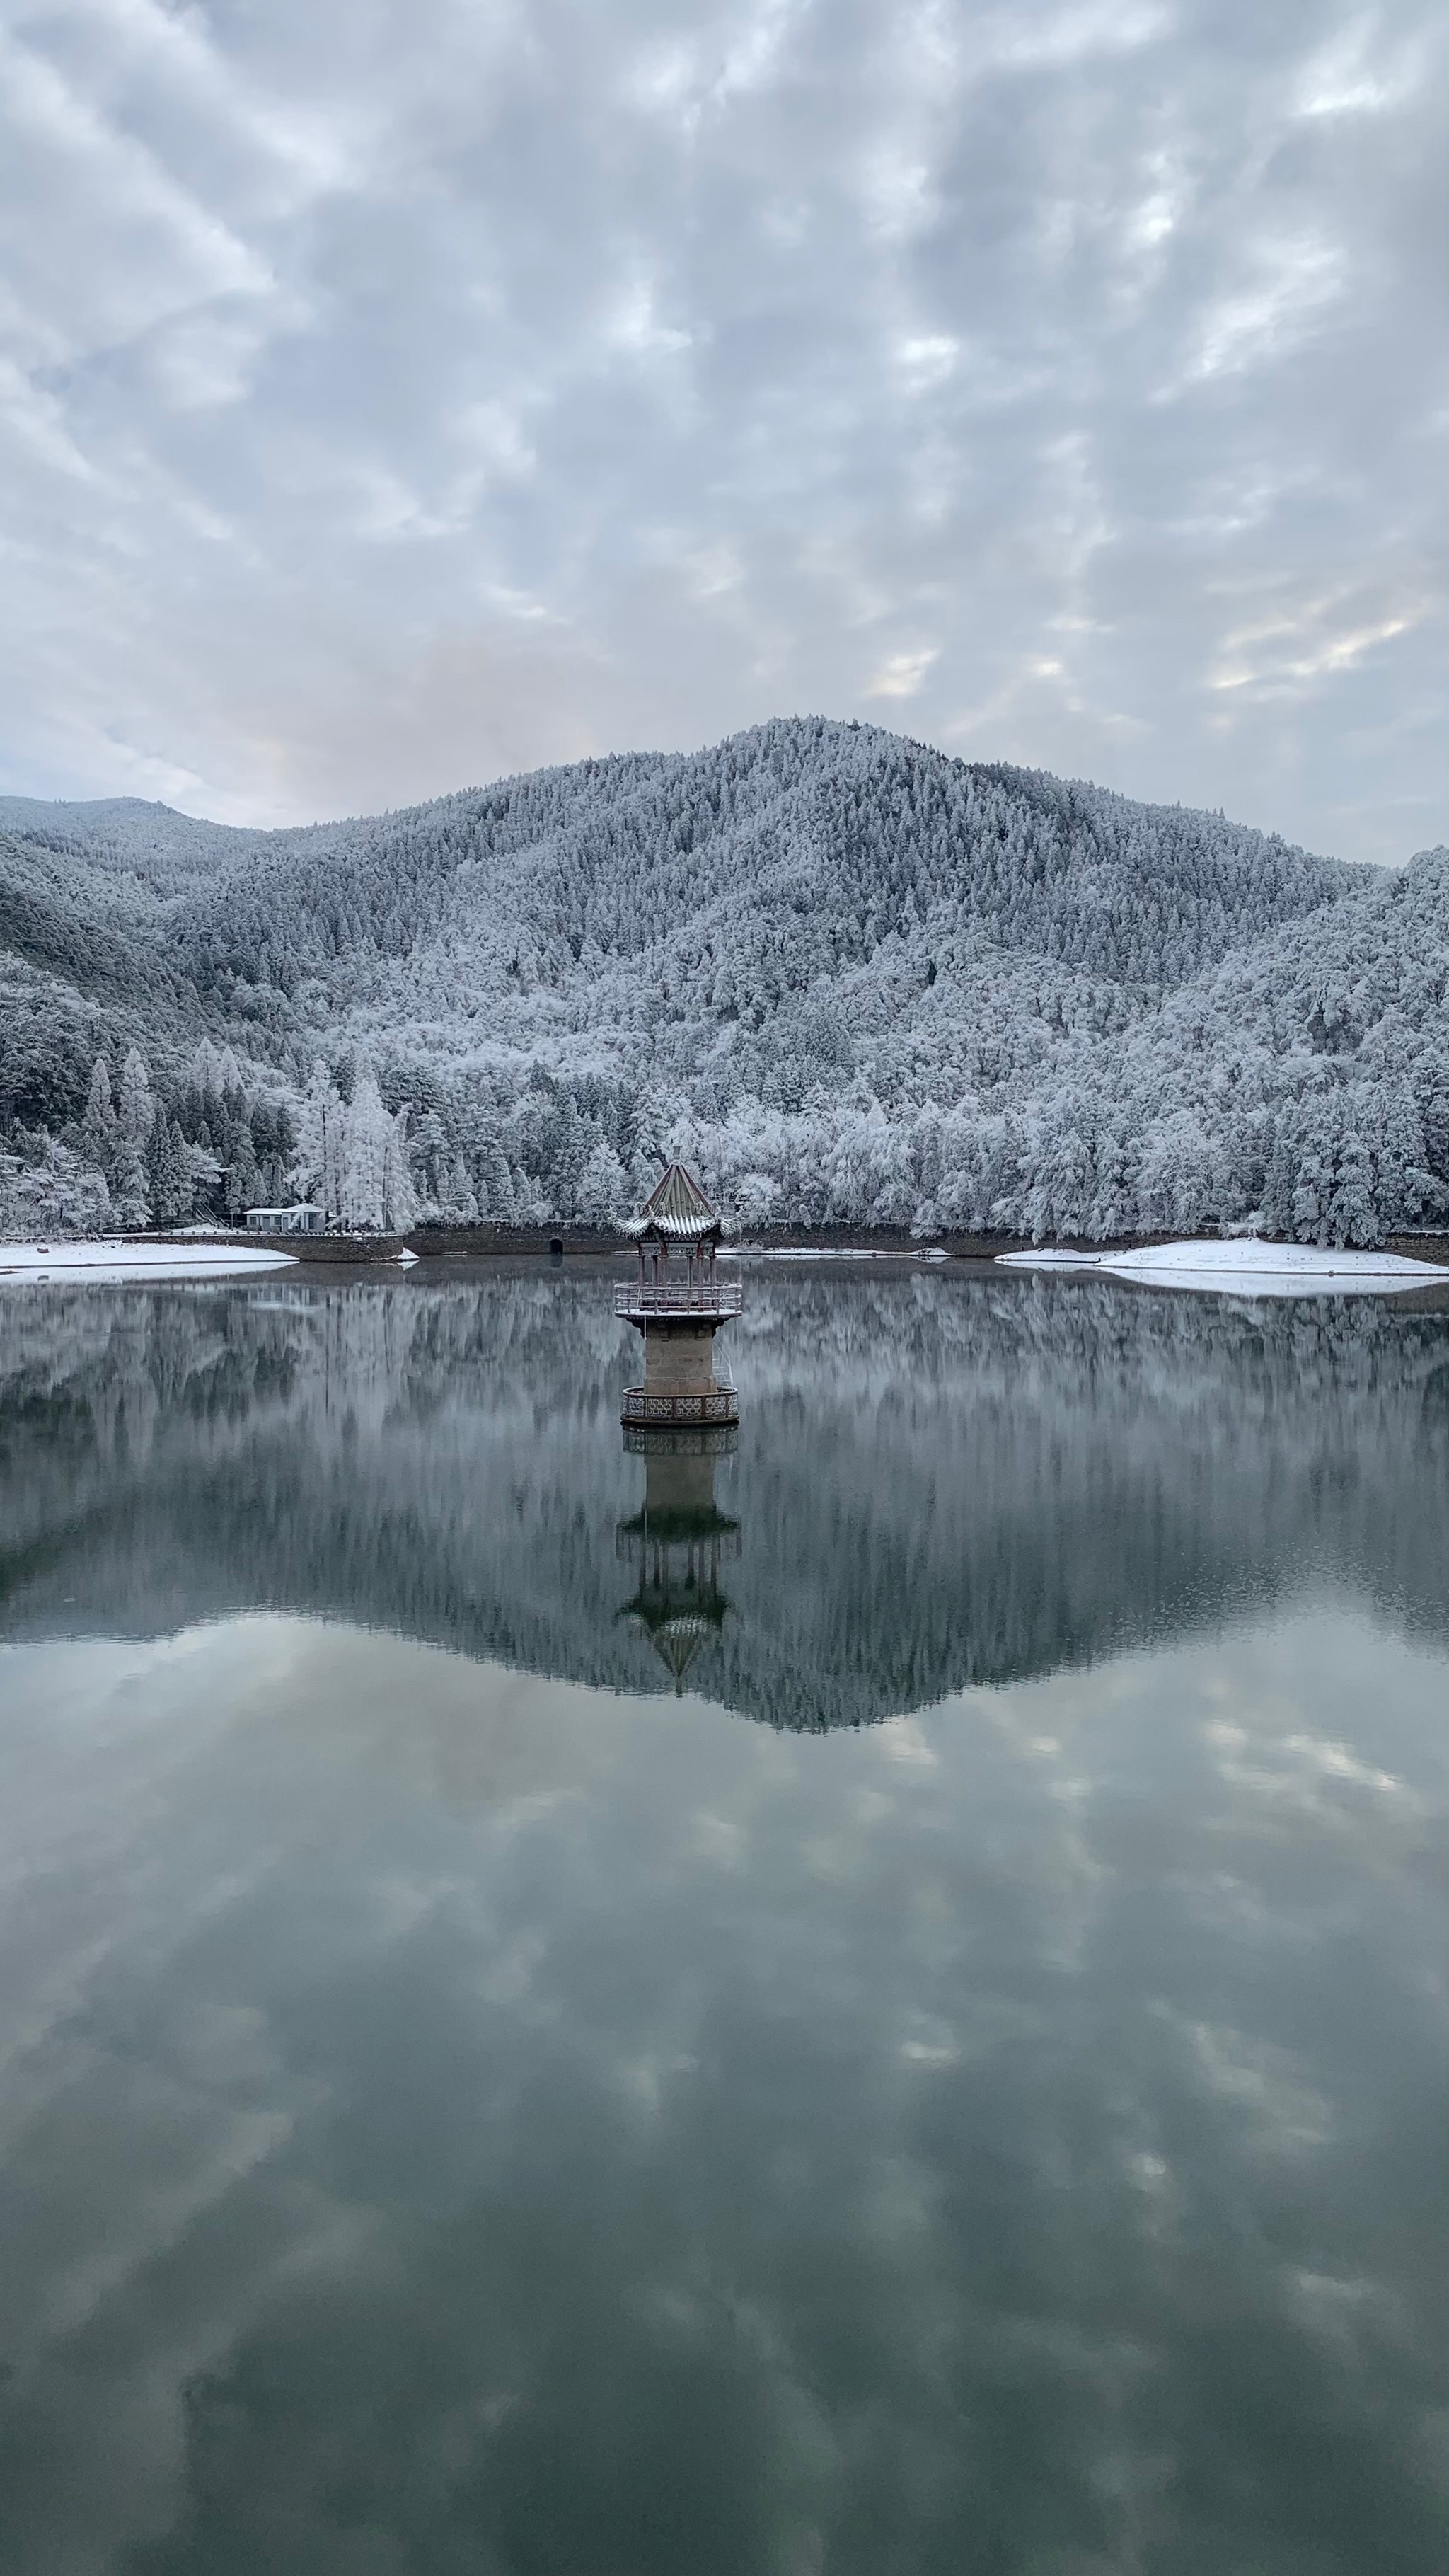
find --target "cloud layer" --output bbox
[1,0,1444,859]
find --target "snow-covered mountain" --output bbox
[1,720,1444,1241]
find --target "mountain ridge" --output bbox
[0,720,1443,1244]
[0,725,1366,866]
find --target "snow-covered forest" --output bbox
[1,719,1445,1241]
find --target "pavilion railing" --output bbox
[614,1277,744,1319]
[620,1385,740,1425]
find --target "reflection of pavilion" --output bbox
[617,1425,740,1693]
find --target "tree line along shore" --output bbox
[3,720,1445,1250]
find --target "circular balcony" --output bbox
[621,1385,740,1427]
[614,1276,744,1326]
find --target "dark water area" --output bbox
[0,1260,1445,2573]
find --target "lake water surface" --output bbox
[1,1259,1445,2575]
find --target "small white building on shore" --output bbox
[244,1204,323,1237]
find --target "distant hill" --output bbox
[1,720,1444,1242]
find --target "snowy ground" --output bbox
[998,1240,1446,1297]
[739,1246,885,1263]
[737,1245,947,1262]
[0,1241,299,1282]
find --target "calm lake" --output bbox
[1,1258,1445,2575]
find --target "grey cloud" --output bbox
[0,0,1443,858]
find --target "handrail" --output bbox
[614,1277,743,1317]
[621,1385,739,1423]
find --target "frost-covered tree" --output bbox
[117,1047,155,1150]
[108,1142,149,1229]
[475,1142,516,1224]
[1,730,1444,1246]
[445,1156,480,1223]
[408,1109,450,1214]
[146,1116,193,1228]
[1292,1096,1344,1247]
[1261,1120,1298,1241]
[224,1123,260,1221]
[577,1139,628,1228]
[340,1072,415,1231]
[298,1065,350,1227]
[0,1137,110,1238]
[81,1057,116,1174]
[1137,1112,1215,1238]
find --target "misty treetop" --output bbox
[1,720,1445,1243]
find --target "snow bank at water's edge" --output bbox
[0,1241,298,1280]
[998,1240,1445,1296]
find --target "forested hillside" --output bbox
[1,720,1444,1242]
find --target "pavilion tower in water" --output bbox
[616,1163,743,1427]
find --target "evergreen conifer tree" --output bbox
[118,1049,155,1151]
[81,1057,116,1179]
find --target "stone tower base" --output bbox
[642,1323,719,1396]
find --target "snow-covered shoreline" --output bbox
[735,1243,949,1263]
[0,1240,299,1282]
[998,1240,1446,1297]
[737,1244,888,1263]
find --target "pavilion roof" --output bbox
[620,1161,722,1242]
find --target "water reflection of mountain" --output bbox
[1,1265,1445,1729]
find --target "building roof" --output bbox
[620,1161,722,1242]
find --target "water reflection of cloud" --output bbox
[0,1585,1443,2570]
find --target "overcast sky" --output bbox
[1,0,1443,861]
